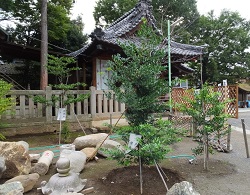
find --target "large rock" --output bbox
[73,133,109,150]
[60,150,87,173]
[81,147,96,160]
[5,173,40,193]
[167,181,200,195]
[96,139,124,157]
[0,142,31,179]
[0,181,24,195]
[0,156,6,178]
[17,141,29,152]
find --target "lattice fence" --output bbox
[193,124,232,153]
[168,114,193,135]
[168,113,232,152]
[171,85,238,118]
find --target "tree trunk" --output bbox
[203,133,208,170]
[40,0,48,90]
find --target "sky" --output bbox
[71,0,250,34]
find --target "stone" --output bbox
[30,150,54,175]
[0,156,6,178]
[0,142,31,179]
[80,147,96,160]
[167,181,200,195]
[29,153,41,163]
[56,157,71,176]
[17,141,29,152]
[81,187,95,194]
[5,173,40,193]
[40,157,86,195]
[60,150,87,173]
[96,139,124,158]
[90,127,98,133]
[60,144,75,154]
[73,133,109,150]
[0,181,24,195]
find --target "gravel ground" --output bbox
[167,128,250,195]
[228,108,250,131]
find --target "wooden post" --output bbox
[241,119,249,158]
[40,0,48,90]
[227,125,231,152]
[45,86,52,123]
[90,86,96,118]
[110,114,112,127]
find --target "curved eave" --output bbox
[102,1,159,39]
[238,83,250,92]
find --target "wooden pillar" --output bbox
[40,0,48,90]
[45,86,52,123]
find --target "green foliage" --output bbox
[1,0,88,89]
[188,11,250,85]
[61,121,71,143]
[0,0,87,53]
[0,80,13,115]
[0,79,13,140]
[94,0,137,27]
[104,22,182,166]
[105,119,182,166]
[107,21,167,126]
[177,83,231,169]
[34,55,89,108]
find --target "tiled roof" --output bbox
[69,0,205,58]
[102,0,159,39]
[69,37,204,58]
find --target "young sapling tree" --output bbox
[104,20,181,166]
[178,83,231,170]
[34,55,89,143]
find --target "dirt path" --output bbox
[166,129,250,195]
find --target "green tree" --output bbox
[34,55,89,143]
[107,22,167,125]
[94,0,137,27]
[0,0,88,89]
[0,0,87,53]
[188,11,250,85]
[104,21,181,166]
[178,83,231,170]
[0,80,13,140]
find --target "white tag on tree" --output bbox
[223,79,227,86]
[57,108,66,121]
[128,133,142,150]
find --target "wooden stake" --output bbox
[139,153,143,194]
[227,125,231,152]
[154,160,168,191]
[241,119,249,158]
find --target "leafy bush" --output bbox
[177,83,231,170]
[0,79,13,140]
[105,119,182,166]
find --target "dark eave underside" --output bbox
[0,41,66,62]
